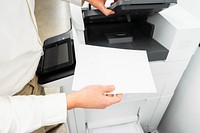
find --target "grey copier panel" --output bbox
[83,0,177,61]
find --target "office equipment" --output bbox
[37,31,76,84]
[83,0,171,61]
[38,1,200,132]
[67,2,200,132]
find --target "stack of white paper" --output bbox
[72,45,156,94]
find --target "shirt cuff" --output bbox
[43,93,67,126]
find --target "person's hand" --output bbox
[86,0,115,16]
[67,85,122,109]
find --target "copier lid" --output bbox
[83,0,177,22]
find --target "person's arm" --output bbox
[64,0,115,16]
[0,94,66,133]
[0,85,121,132]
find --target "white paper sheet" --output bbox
[72,45,156,94]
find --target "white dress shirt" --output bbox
[0,0,82,132]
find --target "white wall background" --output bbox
[178,0,200,18]
[158,0,200,132]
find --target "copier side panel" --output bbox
[68,3,199,133]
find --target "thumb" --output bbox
[101,85,115,93]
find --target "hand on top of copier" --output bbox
[86,0,117,16]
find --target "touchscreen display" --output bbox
[43,43,69,70]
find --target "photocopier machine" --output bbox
[37,0,200,132]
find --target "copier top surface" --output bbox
[83,0,177,22]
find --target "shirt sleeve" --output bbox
[0,93,67,133]
[63,0,85,6]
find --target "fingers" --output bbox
[113,93,122,101]
[88,0,115,16]
[105,94,114,97]
[106,93,122,106]
[76,85,122,109]
[102,93,123,108]
[99,6,115,16]
[113,93,122,103]
[103,93,122,100]
[115,93,123,100]
[101,85,115,93]
[101,86,122,102]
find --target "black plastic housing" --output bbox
[83,2,171,61]
[37,32,76,84]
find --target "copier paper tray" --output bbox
[83,1,171,61]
